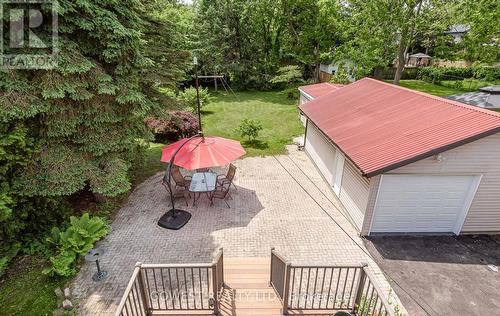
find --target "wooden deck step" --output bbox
[220,257,282,316]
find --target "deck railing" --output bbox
[116,248,224,316]
[270,248,395,316]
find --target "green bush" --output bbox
[270,65,303,89]
[177,87,210,113]
[330,69,352,84]
[280,87,300,100]
[418,66,500,83]
[43,213,109,277]
[236,119,263,141]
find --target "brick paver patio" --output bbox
[72,145,403,315]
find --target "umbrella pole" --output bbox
[195,63,202,132]
[158,134,201,230]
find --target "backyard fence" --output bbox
[115,249,224,316]
[270,248,395,316]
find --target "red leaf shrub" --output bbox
[145,111,199,142]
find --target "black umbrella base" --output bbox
[158,209,192,230]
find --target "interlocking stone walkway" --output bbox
[72,145,404,315]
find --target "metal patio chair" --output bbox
[209,183,232,208]
[217,164,237,191]
[162,170,190,206]
[171,166,192,190]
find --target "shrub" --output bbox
[177,87,210,113]
[43,213,109,277]
[473,66,500,81]
[270,65,303,88]
[330,69,351,84]
[145,111,199,142]
[236,119,263,141]
[417,66,500,83]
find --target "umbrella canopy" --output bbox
[161,136,246,170]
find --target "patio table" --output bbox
[189,172,217,206]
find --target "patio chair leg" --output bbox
[224,200,230,208]
[232,183,238,191]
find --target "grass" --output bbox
[202,90,303,156]
[0,257,66,316]
[395,80,465,96]
[440,79,499,92]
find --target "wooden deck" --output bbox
[155,257,342,316]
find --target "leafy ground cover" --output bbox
[0,257,65,316]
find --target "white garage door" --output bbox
[305,123,337,183]
[371,174,481,234]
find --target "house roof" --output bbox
[445,24,470,34]
[299,78,500,177]
[409,53,431,58]
[298,82,344,99]
[447,86,500,109]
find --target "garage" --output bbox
[299,78,500,235]
[370,175,482,234]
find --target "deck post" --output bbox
[136,262,151,316]
[212,263,220,315]
[282,264,291,315]
[352,264,368,313]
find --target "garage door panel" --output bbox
[371,175,479,234]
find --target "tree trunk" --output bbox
[394,0,423,85]
[393,31,408,85]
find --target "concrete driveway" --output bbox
[71,146,401,315]
[364,235,500,315]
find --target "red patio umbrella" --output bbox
[161,136,246,170]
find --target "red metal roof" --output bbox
[300,78,500,177]
[299,82,344,99]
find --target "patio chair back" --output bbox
[226,164,237,181]
[171,166,187,186]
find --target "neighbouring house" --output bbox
[444,24,470,43]
[319,59,356,82]
[299,78,500,236]
[406,53,432,67]
[447,86,500,110]
[297,82,344,125]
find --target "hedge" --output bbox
[418,66,500,83]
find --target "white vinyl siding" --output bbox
[339,161,370,230]
[299,92,313,126]
[305,123,337,184]
[332,151,345,195]
[370,175,480,234]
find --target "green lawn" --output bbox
[440,79,499,92]
[0,257,65,316]
[396,80,465,96]
[202,90,303,156]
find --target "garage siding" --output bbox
[339,160,370,230]
[305,123,337,184]
[363,133,500,234]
